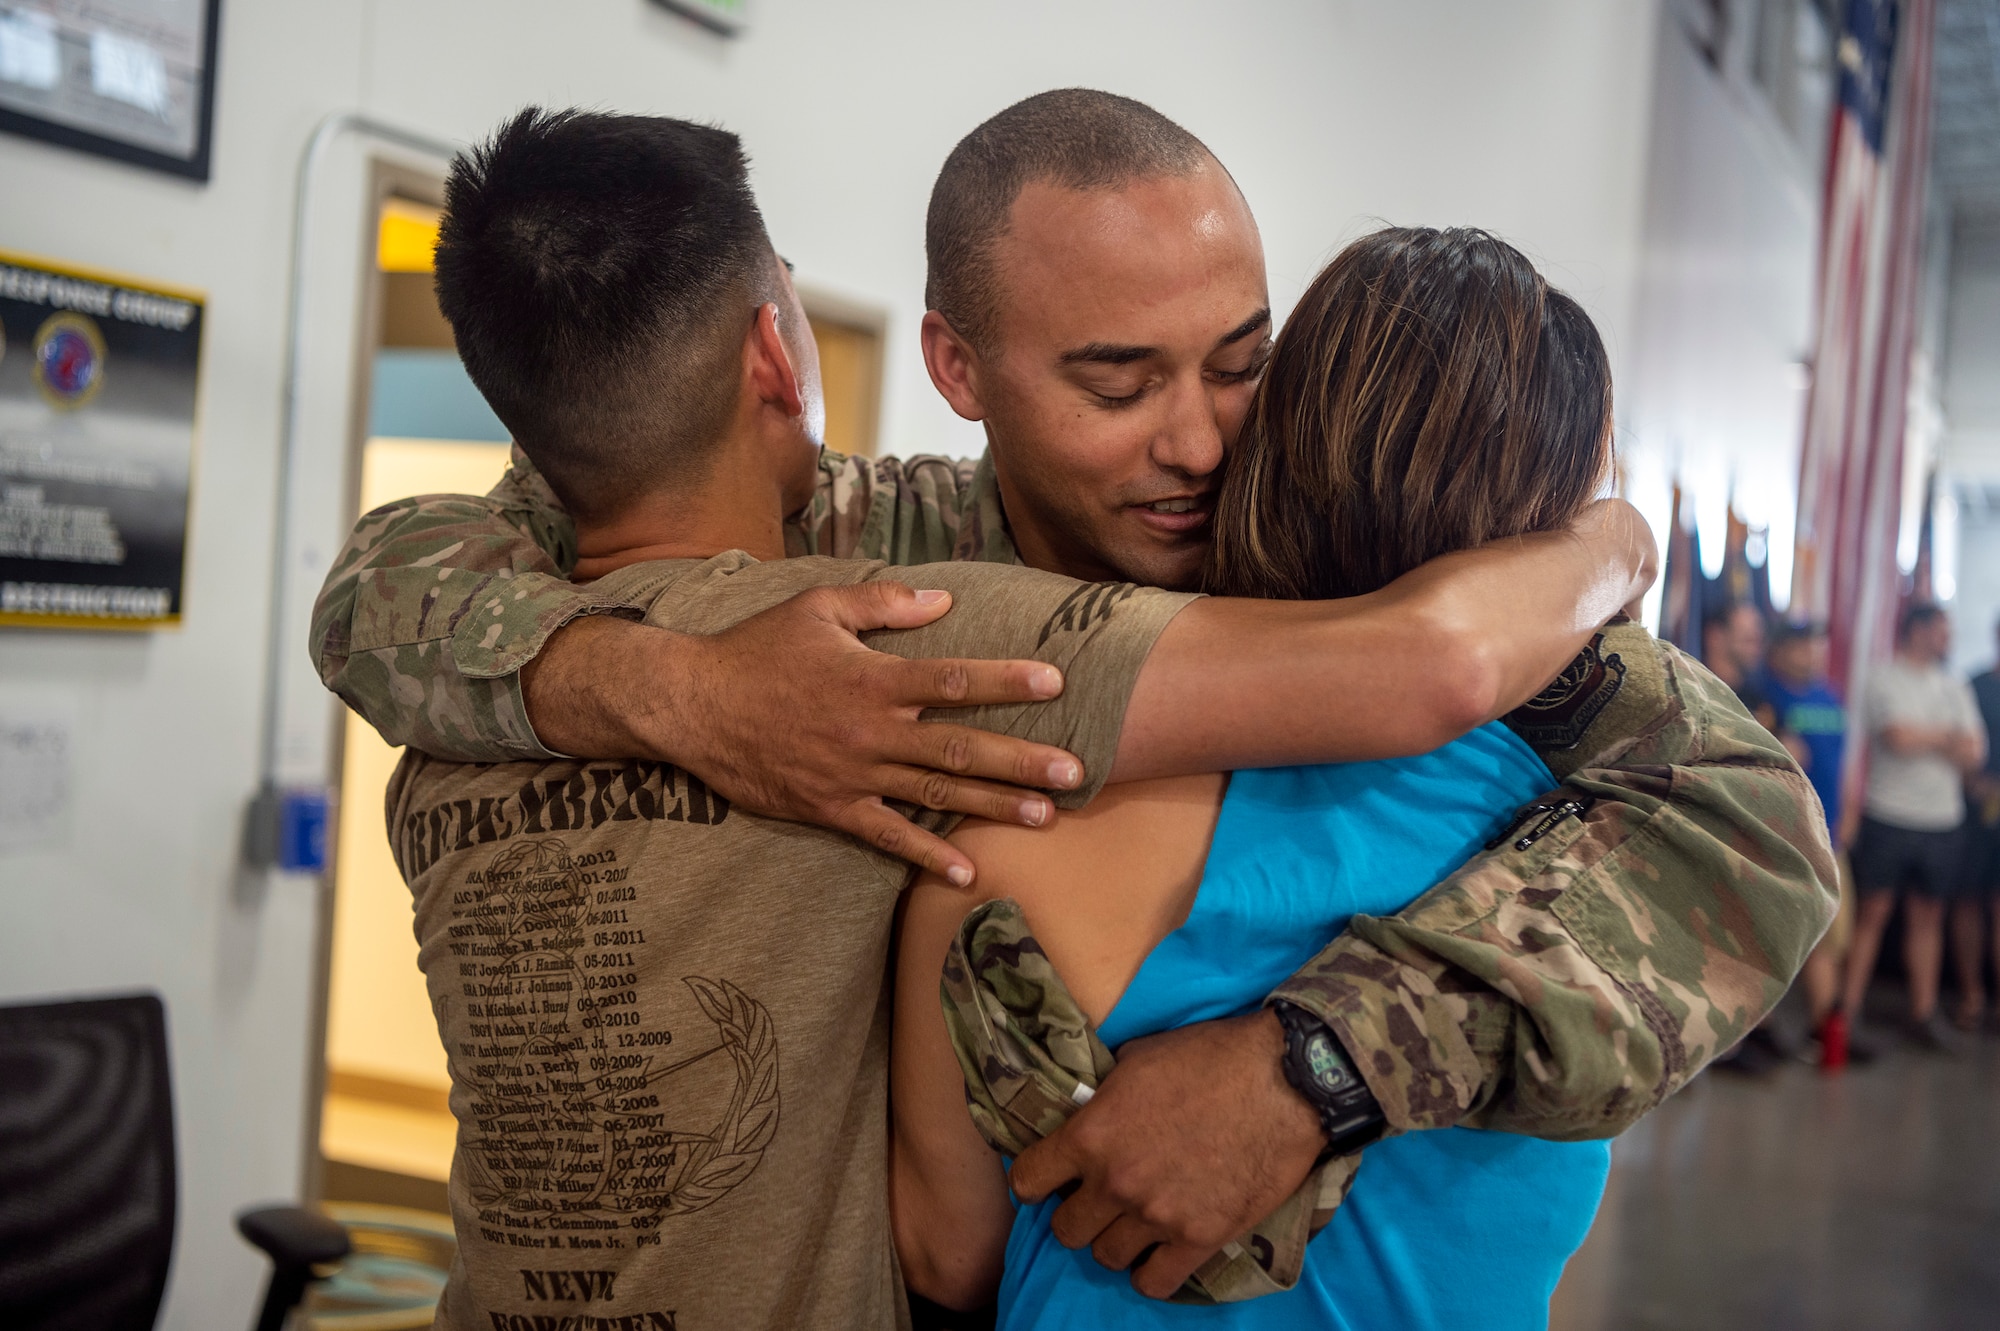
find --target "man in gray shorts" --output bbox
[1842,603,1989,1047]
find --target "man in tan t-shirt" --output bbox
[393,111,1647,1329]
[395,556,1193,1329]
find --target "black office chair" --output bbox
[0,994,178,1331]
[0,993,347,1331]
[238,1205,351,1331]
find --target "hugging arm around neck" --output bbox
[1112,499,1655,782]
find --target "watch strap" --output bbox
[1272,1000,1387,1160]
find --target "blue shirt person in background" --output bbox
[1760,621,1848,837]
[1757,621,1854,1056]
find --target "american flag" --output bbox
[1793,0,1937,701]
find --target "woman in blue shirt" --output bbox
[890,226,1618,1331]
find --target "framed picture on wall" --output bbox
[0,0,222,181]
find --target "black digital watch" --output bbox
[1270,1000,1387,1161]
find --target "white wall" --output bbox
[358,0,1664,462]
[0,2,1677,1324]
[0,5,369,1325]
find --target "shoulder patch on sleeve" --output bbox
[1507,632,1627,751]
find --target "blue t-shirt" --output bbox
[1758,671,1848,831]
[997,725,1612,1331]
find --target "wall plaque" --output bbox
[0,249,202,629]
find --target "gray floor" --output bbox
[1550,1036,2000,1331]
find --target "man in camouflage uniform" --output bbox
[316,91,1835,1297]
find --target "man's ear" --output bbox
[747,303,804,419]
[920,310,988,423]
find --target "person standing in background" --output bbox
[1699,599,1788,1075]
[1841,604,1989,1049]
[1761,621,1861,1060]
[1952,616,2000,1033]
[1703,601,1775,730]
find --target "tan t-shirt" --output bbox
[388,553,1197,1331]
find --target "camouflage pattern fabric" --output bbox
[792,447,1014,566]
[1270,621,1839,1138]
[311,445,1837,1158]
[943,898,1359,1305]
[310,445,1013,761]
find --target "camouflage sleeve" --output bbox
[311,446,963,760]
[1267,620,1838,1140]
[943,897,1350,1306]
[309,446,629,760]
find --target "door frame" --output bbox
[300,156,449,1205]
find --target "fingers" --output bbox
[1007,1131,1080,1207]
[887,655,1065,710]
[1045,1183,1124,1254]
[1090,1216,1160,1272]
[1015,1125,1128,1257]
[890,722,1082,793]
[800,581,956,633]
[1131,1241,1213,1301]
[836,799,974,887]
[876,766,1055,828]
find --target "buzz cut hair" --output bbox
[924,89,1214,353]
[434,107,781,522]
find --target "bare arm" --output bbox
[1879,723,1959,759]
[524,591,1085,883]
[311,448,1080,884]
[890,885,1018,1310]
[515,493,1649,877]
[1879,722,1986,772]
[1114,499,1655,779]
[892,779,1223,1306]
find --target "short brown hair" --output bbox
[925,89,1210,352]
[436,108,780,522]
[1205,227,1612,601]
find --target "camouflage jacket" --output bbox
[1275,624,1837,1137]
[311,447,1837,1142]
[310,444,1014,760]
[943,897,1356,1304]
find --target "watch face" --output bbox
[1303,1029,1355,1095]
